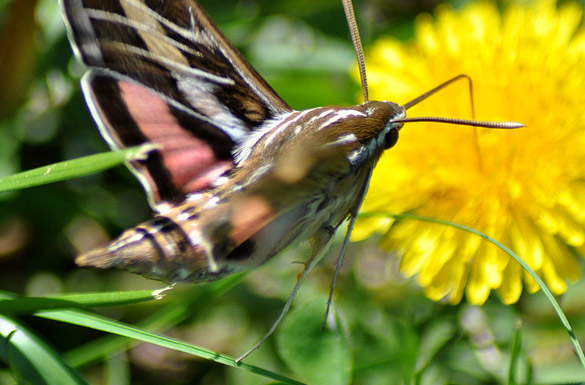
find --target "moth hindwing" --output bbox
[61,0,406,283]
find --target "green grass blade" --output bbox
[36,308,304,385]
[63,275,244,367]
[0,289,167,314]
[508,325,522,385]
[0,315,88,385]
[359,212,585,372]
[0,145,155,193]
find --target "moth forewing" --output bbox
[59,0,293,210]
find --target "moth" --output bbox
[60,0,520,350]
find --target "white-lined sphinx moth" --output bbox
[60,0,521,327]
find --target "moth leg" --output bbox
[235,226,335,364]
[323,167,373,328]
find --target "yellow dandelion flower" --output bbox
[354,0,585,305]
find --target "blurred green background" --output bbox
[2,0,585,384]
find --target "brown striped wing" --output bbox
[60,0,293,209]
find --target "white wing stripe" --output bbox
[120,0,205,44]
[86,9,203,58]
[101,41,235,85]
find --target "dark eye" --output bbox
[384,128,399,149]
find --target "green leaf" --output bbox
[0,145,155,193]
[415,319,456,374]
[0,315,88,385]
[277,300,351,385]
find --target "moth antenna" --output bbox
[400,74,524,129]
[236,232,335,364]
[402,74,473,112]
[323,167,373,329]
[343,0,369,103]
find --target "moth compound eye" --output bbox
[384,128,399,149]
